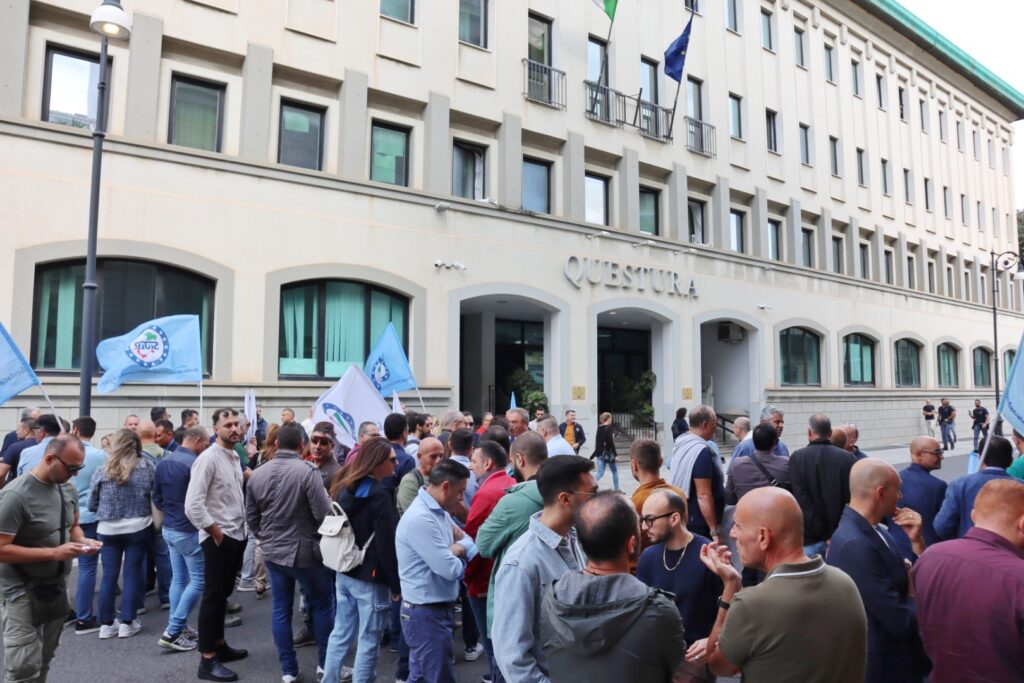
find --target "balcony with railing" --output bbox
[583,81,626,127]
[522,59,567,110]
[685,116,717,158]
[637,100,674,142]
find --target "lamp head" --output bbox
[90,0,131,39]
[1013,267,1024,282]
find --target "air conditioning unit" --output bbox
[717,322,744,343]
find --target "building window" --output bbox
[897,86,908,120]
[859,243,870,279]
[688,199,705,243]
[823,44,835,82]
[876,74,886,109]
[725,0,739,32]
[938,110,947,142]
[640,58,659,104]
[829,137,840,176]
[960,193,968,225]
[973,348,992,387]
[458,0,487,47]
[528,13,552,66]
[943,186,952,219]
[729,210,745,253]
[42,46,109,129]
[927,261,936,293]
[279,280,408,378]
[907,255,917,289]
[980,274,987,304]
[278,101,325,171]
[937,343,959,387]
[768,219,782,261]
[856,148,867,186]
[1005,350,1017,380]
[850,59,862,96]
[169,75,225,152]
[522,157,551,213]
[32,259,214,372]
[687,77,704,120]
[729,94,743,139]
[380,0,414,23]
[884,250,894,285]
[453,141,486,200]
[843,333,875,386]
[973,130,981,160]
[794,27,806,67]
[799,124,811,165]
[639,187,660,236]
[946,266,954,296]
[919,99,929,132]
[684,0,699,11]
[924,177,933,211]
[903,168,913,204]
[894,339,921,387]
[881,158,891,195]
[780,327,821,386]
[766,109,778,152]
[956,120,965,151]
[964,272,971,300]
[370,122,410,186]
[801,228,814,268]
[585,173,609,225]
[832,236,843,274]
[761,9,774,50]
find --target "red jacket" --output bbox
[464,470,516,597]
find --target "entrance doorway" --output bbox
[597,327,651,413]
[698,319,754,420]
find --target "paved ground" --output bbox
[6,439,969,682]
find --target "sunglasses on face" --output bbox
[54,454,84,475]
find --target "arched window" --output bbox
[779,327,821,385]
[973,348,992,387]
[1005,350,1017,381]
[937,343,959,387]
[32,259,214,372]
[893,339,921,387]
[279,280,408,378]
[843,333,875,386]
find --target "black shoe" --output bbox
[198,657,238,682]
[294,626,315,648]
[216,643,249,663]
[74,618,101,635]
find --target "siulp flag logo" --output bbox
[97,315,203,394]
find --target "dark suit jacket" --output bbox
[888,464,947,560]
[826,507,931,683]
[789,438,856,544]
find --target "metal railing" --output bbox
[685,116,717,158]
[583,81,626,127]
[637,100,674,141]
[611,412,661,442]
[522,59,567,110]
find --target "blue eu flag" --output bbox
[96,315,203,394]
[664,9,696,82]
[364,322,417,396]
[0,322,40,408]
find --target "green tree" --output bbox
[1017,209,1024,248]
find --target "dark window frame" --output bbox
[843,333,876,386]
[522,156,552,213]
[168,73,226,152]
[458,0,488,48]
[381,0,415,24]
[639,186,660,236]
[893,338,922,387]
[452,139,487,200]
[780,326,821,386]
[584,172,610,226]
[41,44,112,127]
[370,120,412,186]
[278,99,326,171]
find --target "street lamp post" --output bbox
[77,1,131,417]
[988,249,1024,435]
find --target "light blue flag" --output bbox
[96,315,203,394]
[997,333,1024,435]
[0,322,40,408]
[364,322,416,396]
[510,392,517,409]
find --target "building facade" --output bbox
[1,0,1022,449]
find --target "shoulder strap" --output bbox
[414,469,425,488]
[15,483,67,586]
[749,455,780,487]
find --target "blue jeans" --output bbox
[391,598,409,679]
[75,522,99,622]
[162,527,205,636]
[940,422,955,450]
[146,526,172,606]
[265,561,336,676]
[322,574,390,683]
[401,602,456,683]
[467,595,502,683]
[595,458,620,490]
[972,424,989,450]
[98,527,150,624]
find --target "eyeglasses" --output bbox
[640,512,675,526]
[310,436,333,446]
[572,489,598,498]
[54,454,84,475]
[919,449,943,456]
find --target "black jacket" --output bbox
[592,425,617,462]
[789,438,856,544]
[670,418,690,440]
[336,476,400,594]
[558,422,586,450]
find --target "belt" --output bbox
[405,601,456,609]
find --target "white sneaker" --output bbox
[236,580,256,592]
[282,675,302,683]
[464,643,484,661]
[98,620,120,639]
[316,666,325,683]
[340,666,354,682]
[118,619,142,638]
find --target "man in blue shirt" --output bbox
[384,413,415,490]
[153,425,210,652]
[668,406,725,540]
[69,417,109,634]
[396,460,476,683]
[1,407,38,454]
[0,416,37,485]
[888,437,947,560]
[935,435,1015,539]
[15,414,66,478]
[727,406,789,474]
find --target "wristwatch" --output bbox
[710,529,721,538]
[717,596,731,611]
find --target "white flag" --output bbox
[312,366,391,448]
[243,388,257,441]
[391,391,402,414]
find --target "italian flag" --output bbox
[592,0,618,20]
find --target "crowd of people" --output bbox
[0,400,1022,683]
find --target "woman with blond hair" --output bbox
[88,428,156,640]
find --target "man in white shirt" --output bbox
[536,417,575,458]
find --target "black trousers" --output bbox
[198,535,246,653]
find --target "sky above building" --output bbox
[896,0,1024,210]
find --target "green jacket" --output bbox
[1008,455,1024,479]
[475,479,543,632]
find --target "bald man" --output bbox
[138,421,166,462]
[825,459,931,682]
[888,437,947,561]
[693,487,867,682]
[912,479,1024,682]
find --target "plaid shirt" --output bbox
[88,458,155,521]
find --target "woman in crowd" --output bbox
[592,412,620,491]
[671,407,690,440]
[89,429,156,640]
[476,412,493,435]
[321,439,401,683]
[253,423,280,469]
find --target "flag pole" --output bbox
[37,384,65,433]
[413,387,428,413]
[667,76,683,139]
[977,420,995,468]
[198,380,204,423]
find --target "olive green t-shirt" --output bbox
[717,556,867,683]
[0,474,78,597]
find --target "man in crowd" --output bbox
[637,489,720,677]
[185,408,248,682]
[0,415,37,485]
[1,406,38,454]
[934,434,1015,539]
[395,460,476,682]
[668,405,725,541]
[153,425,209,652]
[507,408,530,442]
[528,408,546,432]
[840,423,868,460]
[123,414,140,432]
[826,459,931,682]
[627,439,684,566]
[969,399,990,450]
[0,435,100,682]
[694,487,867,681]
[558,410,585,455]
[309,422,341,491]
[156,419,179,453]
[405,412,431,457]
[182,409,200,429]
[912,479,1024,682]
[921,399,935,438]
[888,436,947,560]
[493,456,594,683]
[246,422,334,683]
[151,407,170,423]
[280,408,296,425]
[936,398,956,451]
[137,419,174,609]
[14,413,64,478]
[139,421,168,462]
[383,413,415,491]
[396,437,443,515]
[69,417,109,635]
[477,432,548,633]
[789,413,856,555]
[465,439,516,683]
[448,428,478,506]
[343,421,382,465]
[437,410,467,449]
[730,406,789,470]
[542,491,684,683]
[726,423,791,504]
[731,416,751,444]
[536,416,575,457]
[254,407,267,444]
